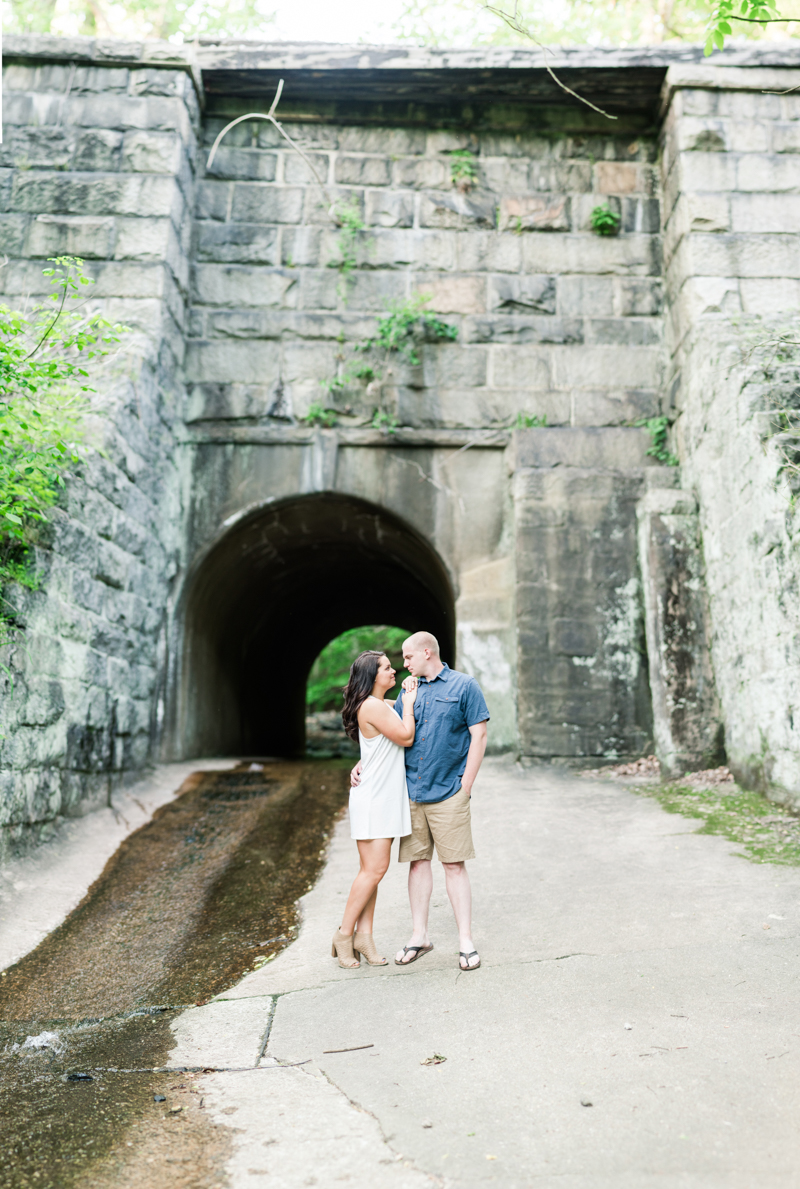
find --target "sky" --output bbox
[267,0,407,43]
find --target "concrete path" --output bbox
[170,757,800,1188]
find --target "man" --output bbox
[351,631,489,971]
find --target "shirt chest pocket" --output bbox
[434,696,459,715]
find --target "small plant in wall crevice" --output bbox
[301,401,338,429]
[637,415,679,466]
[320,295,459,434]
[590,205,621,237]
[449,149,478,193]
[514,412,548,428]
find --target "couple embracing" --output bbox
[330,632,489,973]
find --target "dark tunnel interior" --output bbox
[174,493,456,758]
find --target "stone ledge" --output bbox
[661,64,800,118]
[510,426,656,471]
[180,424,510,448]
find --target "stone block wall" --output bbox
[0,51,198,854]
[662,64,800,796]
[513,428,658,759]
[188,113,665,434]
[9,38,800,840]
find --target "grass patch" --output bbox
[639,782,800,866]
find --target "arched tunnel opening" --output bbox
[172,493,456,759]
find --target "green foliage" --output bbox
[370,408,399,435]
[450,149,478,192]
[320,296,457,433]
[0,257,127,636]
[590,205,621,237]
[330,199,366,298]
[370,295,459,366]
[636,415,679,466]
[705,0,781,54]
[514,412,548,428]
[306,625,411,713]
[301,402,338,429]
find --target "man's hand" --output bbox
[350,760,362,788]
[461,721,488,799]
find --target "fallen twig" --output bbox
[322,1043,374,1054]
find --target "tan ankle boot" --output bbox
[353,932,388,966]
[331,927,360,969]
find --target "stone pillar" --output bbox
[512,427,656,760]
[0,42,199,851]
[662,62,800,796]
[637,485,723,778]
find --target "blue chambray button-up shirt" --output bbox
[394,663,490,804]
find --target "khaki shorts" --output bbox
[398,786,475,864]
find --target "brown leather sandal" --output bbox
[459,950,481,971]
[394,943,434,966]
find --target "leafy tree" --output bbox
[306,625,411,714]
[0,257,127,635]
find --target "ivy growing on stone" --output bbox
[301,401,338,429]
[368,295,459,365]
[637,415,679,467]
[316,296,458,433]
[330,198,366,299]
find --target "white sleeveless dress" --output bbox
[349,697,412,840]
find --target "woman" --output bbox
[331,651,417,969]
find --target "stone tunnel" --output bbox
[2,33,800,850]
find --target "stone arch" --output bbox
[168,493,456,759]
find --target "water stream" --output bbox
[0,761,349,1189]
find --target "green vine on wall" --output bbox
[329,198,366,299]
[305,295,458,433]
[637,415,679,467]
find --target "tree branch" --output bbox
[206,80,330,196]
[484,2,617,119]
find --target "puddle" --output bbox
[0,761,349,1189]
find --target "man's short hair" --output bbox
[403,631,440,656]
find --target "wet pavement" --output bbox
[0,761,349,1189]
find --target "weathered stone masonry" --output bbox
[2,36,800,849]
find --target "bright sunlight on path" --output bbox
[176,756,800,1187]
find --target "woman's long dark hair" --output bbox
[342,651,385,742]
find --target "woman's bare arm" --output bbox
[358,683,417,747]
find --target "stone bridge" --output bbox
[2,34,800,849]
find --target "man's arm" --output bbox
[461,720,488,797]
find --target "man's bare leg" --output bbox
[442,861,478,968]
[395,858,433,963]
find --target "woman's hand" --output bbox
[402,676,418,707]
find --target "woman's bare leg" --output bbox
[340,839,391,936]
[356,883,379,934]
